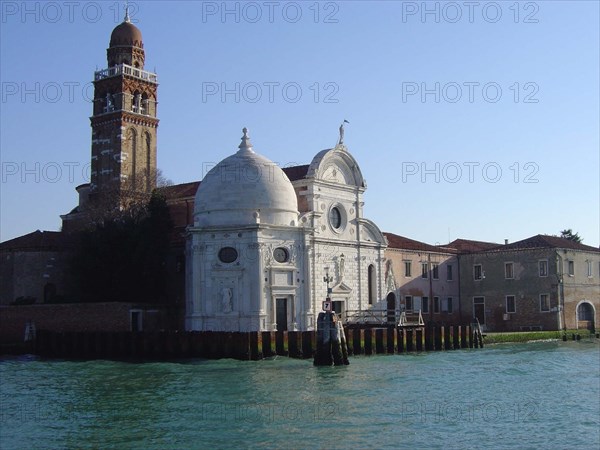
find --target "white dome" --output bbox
[194,129,299,227]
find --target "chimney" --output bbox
[504,239,509,245]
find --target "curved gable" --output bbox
[306,146,366,188]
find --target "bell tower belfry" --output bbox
[89,8,159,205]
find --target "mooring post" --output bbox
[345,328,354,356]
[388,328,397,354]
[314,312,349,366]
[314,312,332,365]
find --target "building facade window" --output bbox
[447,265,453,281]
[218,247,238,264]
[505,262,514,279]
[568,260,574,276]
[404,261,412,277]
[506,295,516,313]
[442,297,453,313]
[368,264,376,305]
[474,264,482,280]
[421,262,428,279]
[421,296,429,313]
[539,260,548,277]
[540,294,550,312]
[433,296,440,313]
[405,295,413,311]
[587,261,593,277]
[432,263,439,279]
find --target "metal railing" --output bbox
[340,309,393,325]
[94,64,158,83]
[399,311,425,327]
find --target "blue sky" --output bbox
[1,1,599,246]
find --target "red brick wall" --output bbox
[0,303,169,343]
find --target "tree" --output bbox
[560,229,582,243]
[70,190,173,304]
[82,168,173,227]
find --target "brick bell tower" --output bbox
[89,7,159,206]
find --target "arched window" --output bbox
[145,132,152,191]
[132,90,141,113]
[141,93,148,115]
[128,128,137,187]
[103,92,114,113]
[368,264,376,305]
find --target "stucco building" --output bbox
[383,233,461,326]
[458,235,599,331]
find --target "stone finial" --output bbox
[238,127,254,151]
[124,2,131,23]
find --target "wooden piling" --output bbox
[374,329,385,354]
[250,331,263,360]
[467,325,473,348]
[364,328,374,355]
[302,331,314,358]
[427,327,435,351]
[355,329,365,355]
[31,324,487,361]
[416,329,424,351]
[260,332,274,357]
[344,329,354,356]
[288,331,301,358]
[387,328,397,354]
[275,331,288,356]
[335,320,349,365]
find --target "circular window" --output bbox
[329,207,342,229]
[218,247,238,263]
[273,247,289,263]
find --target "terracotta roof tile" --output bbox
[283,165,309,181]
[384,232,457,254]
[445,238,501,253]
[159,181,200,201]
[493,234,599,253]
[0,230,69,251]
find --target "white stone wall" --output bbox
[186,225,308,332]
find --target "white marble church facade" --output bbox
[185,128,387,332]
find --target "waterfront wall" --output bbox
[0,303,170,344]
[33,326,480,360]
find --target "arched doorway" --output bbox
[577,302,595,331]
[386,292,396,325]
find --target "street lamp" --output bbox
[323,268,333,312]
[323,268,333,298]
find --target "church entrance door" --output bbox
[276,298,288,331]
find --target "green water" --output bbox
[1,340,599,449]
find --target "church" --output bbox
[186,126,387,332]
[55,11,388,333]
[1,13,597,341]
